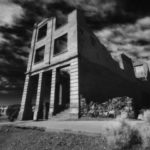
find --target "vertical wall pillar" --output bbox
[70,58,79,119]
[18,74,30,120]
[26,25,37,72]
[45,19,54,64]
[48,69,56,118]
[33,72,43,121]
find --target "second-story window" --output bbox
[54,34,67,56]
[34,46,45,64]
[55,15,68,29]
[37,24,47,41]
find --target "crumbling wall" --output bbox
[80,96,135,119]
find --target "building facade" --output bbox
[18,10,150,121]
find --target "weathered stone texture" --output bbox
[18,9,150,121]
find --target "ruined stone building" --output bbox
[18,10,150,121]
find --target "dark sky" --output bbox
[0,0,150,105]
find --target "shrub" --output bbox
[143,110,150,123]
[112,121,143,150]
[6,104,20,121]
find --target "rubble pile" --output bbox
[80,97,135,119]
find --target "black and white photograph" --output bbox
[0,0,150,149]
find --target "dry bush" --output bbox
[143,110,150,123]
[111,121,143,150]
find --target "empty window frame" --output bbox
[54,34,67,55]
[37,24,47,41]
[34,46,45,64]
[55,15,68,29]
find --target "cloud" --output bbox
[0,0,24,27]
[0,58,10,65]
[0,33,8,43]
[0,90,9,94]
[95,16,150,61]
[136,17,150,30]
[1,0,150,98]
[63,0,117,18]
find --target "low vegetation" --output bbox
[1,100,150,149]
[1,120,150,150]
[6,104,20,121]
[111,121,143,150]
[0,126,107,150]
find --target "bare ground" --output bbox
[0,120,150,150]
[0,125,107,150]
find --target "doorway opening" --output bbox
[37,71,52,120]
[23,74,38,120]
[54,66,70,114]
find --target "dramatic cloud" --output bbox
[0,0,23,27]
[1,0,150,104]
[0,33,8,43]
[95,16,150,61]
[64,0,117,17]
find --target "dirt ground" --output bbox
[0,120,150,150]
[0,125,108,150]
